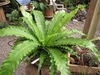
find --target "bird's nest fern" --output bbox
[0,5,100,75]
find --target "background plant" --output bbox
[62,0,90,10]
[0,5,100,75]
[6,9,19,22]
[10,0,18,9]
[31,1,47,12]
[0,21,8,29]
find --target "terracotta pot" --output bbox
[44,6,54,18]
[25,63,50,75]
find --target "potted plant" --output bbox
[32,0,54,18]
[43,5,54,18]
[41,0,55,18]
[31,0,47,12]
[0,5,100,75]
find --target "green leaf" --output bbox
[0,40,40,75]
[49,60,56,75]
[65,29,86,36]
[0,26,37,41]
[32,10,45,41]
[47,11,65,35]
[22,17,41,40]
[60,46,76,55]
[45,20,50,33]
[33,1,39,9]
[38,52,46,73]
[39,2,46,11]
[45,29,85,46]
[20,6,33,22]
[48,48,70,75]
[51,37,100,62]
[61,5,84,26]
[87,44,100,63]
[44,33,59,45]
[20,6,41,41]
[29,50,39,61]
[51,38,96,50]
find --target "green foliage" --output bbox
[0,40,40,75]
[63,0,90,10]
[10,0,18,9]
[6,9,19,22]
[0,5,100,75]
[0,22,8,29]
[32,1,47,12]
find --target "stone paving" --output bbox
[0,36,27,75]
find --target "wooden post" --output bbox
[82,0,97,39]
[0,7,6,21]
[0,1,10,22]
[87,0,100,39]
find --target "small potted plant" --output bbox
[41,0,55,18]
[31,0,47,12]
[0,5,100,75]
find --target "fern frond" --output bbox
[51,5,82,34]
[0,26,37,41]
[48,49,56,75]
[48,48,70,75]
[32,10,45,40]
[49,38,89,47]
[50,38,100,62]
[65,29,86,36]
[45,30,68,45]
[44,33,59,45]
[20,7,42,42]
[87,44,100,63]
[60,46,76,55]
[61,5,84,27]
[38,52,46,73]
[46,29,84,46]
[22,17,42,41]
[29,50,39,61]
[0,40,40,75]
[49,59,56,75]
[45,20,50,33]
[47,11,65,35]
[45,28,85,46]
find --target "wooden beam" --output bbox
[0,1,10,22]
[82,0,97,38]
[87,0,100,39]
[0,7,6,21]
[0,1,10,6]
[69,64,100,74]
